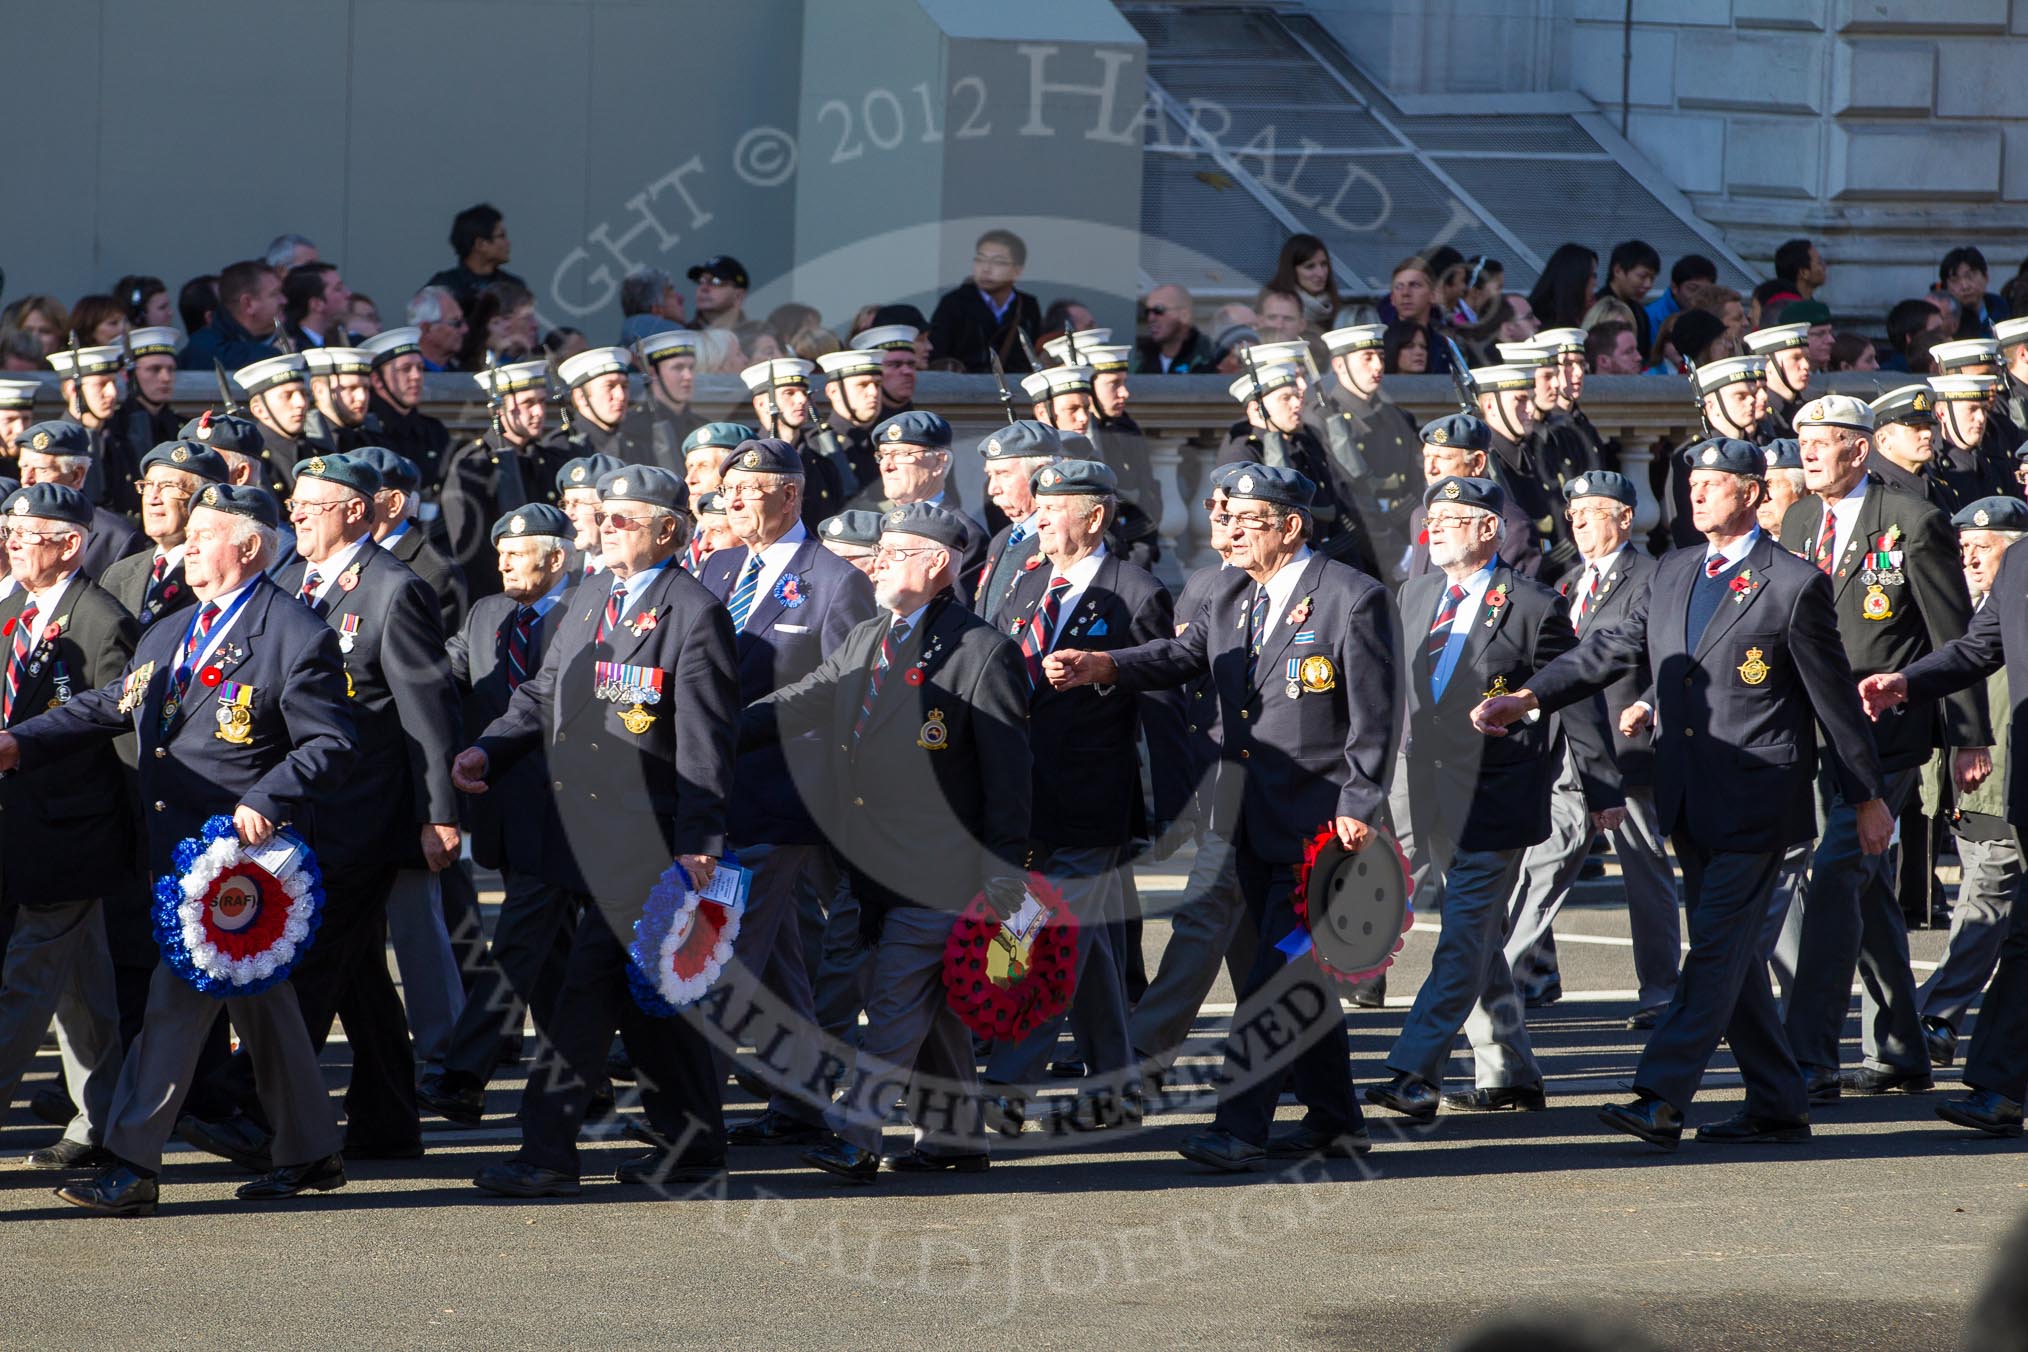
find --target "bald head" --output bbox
[1146,284,1196,350]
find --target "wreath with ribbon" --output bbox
[1288,824,1415,984]
[941,873,1079,1042]
[626,855,743,1016]
[151,815,326,997]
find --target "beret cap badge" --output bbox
[1442,481,1460,499]
[171,446,189,463]
[31,432,49,450]
[1975,509,1991,526]
[1236,474,1255,494]
[1429,427,1448,445]
[571,466,587,482]
[886,424,903,441]
[511,515,526,532]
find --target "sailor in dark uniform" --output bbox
[1744,322,1813,440]
[362,327,451,486]
[302,346,383,454]
[104,327,186,502]
[1665,355,1768,548]
[741,358,847,529]
[234,354,315,490]
[48,342,137,513]
[617,328,706,473]
[440,360,573,597]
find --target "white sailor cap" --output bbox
[126,326,184,360]
[46,344,125,379]
[0,378,38,411]
[849,324,920,353]
[1930,374,2000,402]
[1021,365,1094,401]
[1743,322,1810,355]
[1040,328,1113,365]
[1793,393,1874,432]
[1080,344,1131,373]
[1929,338,2001,372]
[1245,340,1312,372]
[1320,323,1386,355]
[1534,327,1589,355]
[1993,316,2028,350]
[234,354,308,397]
[1691,354,1766,395]
[474,360,550,397]
[637,329,701,364]
[1227,362,1302,404]
[303,347,374,378]
[361,326,422,366]
[739,357,815,393]
[816,349,884,380]
[559,347,635,389]
[1494,342,1553,369]
[1469,364,1535,393]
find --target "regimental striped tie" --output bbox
[1426,583,1465,667]
[853,618,912,746]
[1019,576,1072,687]
[727,554,764,632]
[160,601,219,731]
[1574,567,1599,631]
[597,581,625,642]
[298,567,324,616]
[1243,586,1270,686]
[1706,555,1726,579]
[2,602,38,725]
[505,606,537,689]
[1813,510,1836,575]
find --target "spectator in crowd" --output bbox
[1379,256,1454,374]
[1132,284,1216,374]
[1208,318,1259,376]
[348,292,383,340]
[1941,245,2010,339]
[618,268,685,344]
[1580,296,1637,333]
[927,229,1041,373]
[2003,256,2028,320]
[408,286,467,372]
[1691,283,1746,346]
[67,294,129,347]
[178,260,282,370]
[461,280,540,371]
[1268,232,1356,334]
[1764,236,1826,313]
[1585,321,1641,375]
[0,330,42,371]
[425,204,524,312]
[1456,254,1503,326]
[685,254,750,331]
[1526,243,1598,331]
[1040,297,1097,347]
[114,275,174,330]
[1604,239,1660,356]
[1645,307,1726,373]
[543,326,589,362]
[1253,286,1306,344]
[1907,329,1949,376]
[178,275,219,337]
[1457,294,1535,367]
[1,295,68,357]
[282,262,352,350]
[264,233,318,276]
[1644,253,1716,342]
[1425,244,1470,326]
[1382,320,1429,374]
[1828,332,1880,372]
[1882,297,1947,372]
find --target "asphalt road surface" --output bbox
[2,861,2021,1351]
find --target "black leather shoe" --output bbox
[474,1160,581,1198]
[1598,1097,1682,1150]
[1364,1075,1440,1121]
[615,1148,727,1185]
[1922,1018,1957,1070]
[1804,1072,1842,1106]
[981,1094,1025,1138]
[1626,1005,1666,1031]
[882,1147,990,1173]
[1442,1084,1547,1113]
[26,1139,113,1170]
[1265,1123,1371,1159]
[29,1087,76,1127]
[1695,1111,1810,1144]
[175,1112,273,1173]
[1936,1090,2026,1138]
[1178,1128,1265,1172]
[802,1140,879,1184]
[417,1071,485,1126]
[1047,1058,1087,1079]
[1524,983,1563,1010]
[56,1165,159,1217]
[1348,974,1387,1009]
[726,1109,830,1147]
[237,1153,346,1201]
[1841,1065,1934,1096]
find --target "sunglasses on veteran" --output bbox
[594,509,664,531]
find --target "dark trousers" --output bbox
[516,906,726,1175]
[1636,839,1807,1120]
[438,860,492,997]
[1964,835,2028,1104]
[1210,846,1363,1146]
[440,871,579,1088]
[209,864,419,1150]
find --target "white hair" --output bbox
[1772,466,1807,494]
[265,233,316,271]
[508,533,569,559]
[222,514,279,562]
[41,453,91,476]
[407,286,459,326]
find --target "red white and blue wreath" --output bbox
[627,854,743,1016]
[152,815,325,997]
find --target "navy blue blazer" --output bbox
[448,586,573,875]
[1902,539,2028,829]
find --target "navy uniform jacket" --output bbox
[10,574,359,876]
[1400,563,1619,853]
[385,525,470,638]
[274,544,462,873]
[1564,544,1658,788]
[100,546,199,631]
[742,591,1030,930]
[449,588,571,875]
[787,420,851,531]
[0,579,138,903]
[618,398,705,476]
[998,551,1191,849]
[1171,562,1251,831]
[1219,423,1378,578]
[367,395,452,488]
[1106,551,1400,865]
[1301,383,1419,549]
[975,521,1041,624]
[1778,478,1986,773]
[438,432,574,599]
[477,562,739,920]
[80,507,147,582]
[1527,533,1885,854]
[1902,538,2028,829]
[700,534,877,847]
[1089,412,1164,530]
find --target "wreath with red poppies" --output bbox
[1289,824,1415,984]
[941,873,1079,1041]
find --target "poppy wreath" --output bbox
[151,815,325,997]
[1289,823,1415,984]
[627,854,743,1017]
[941,873,1078,1042]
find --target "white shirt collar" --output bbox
[377,521,411,549]
[1702,526,1762,572]
[610,558,672,613]
[1255,547,1315,621]
[22,572,79,642]
[1822,478,1869,563]
[303,535,374,600]
[153,543,187,571]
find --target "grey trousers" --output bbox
[1387,842,1541,1091]
[728,842,825,1124]
[986,845,1134,1088]
[385,866,467,1066]
[105,963,339,1172]
[439,870,579,1085]
[1506,757,1682,1013]
[826,904,984,1158]
[1782,766,1930,1076]
[1921,829,2022,1031]
[1128,829,1255,1070]
[0,899,121,1147]
[1761,842,1815,1017]
[798,850,873,1044]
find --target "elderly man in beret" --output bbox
[973,421,1061,621]
[0,482,359,1215]
[15,421,146,580]
[860,410,988,593]
[818,510,882,578]
[555,453,624,578]
[100,441,230,631]
[357,445,468,636]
